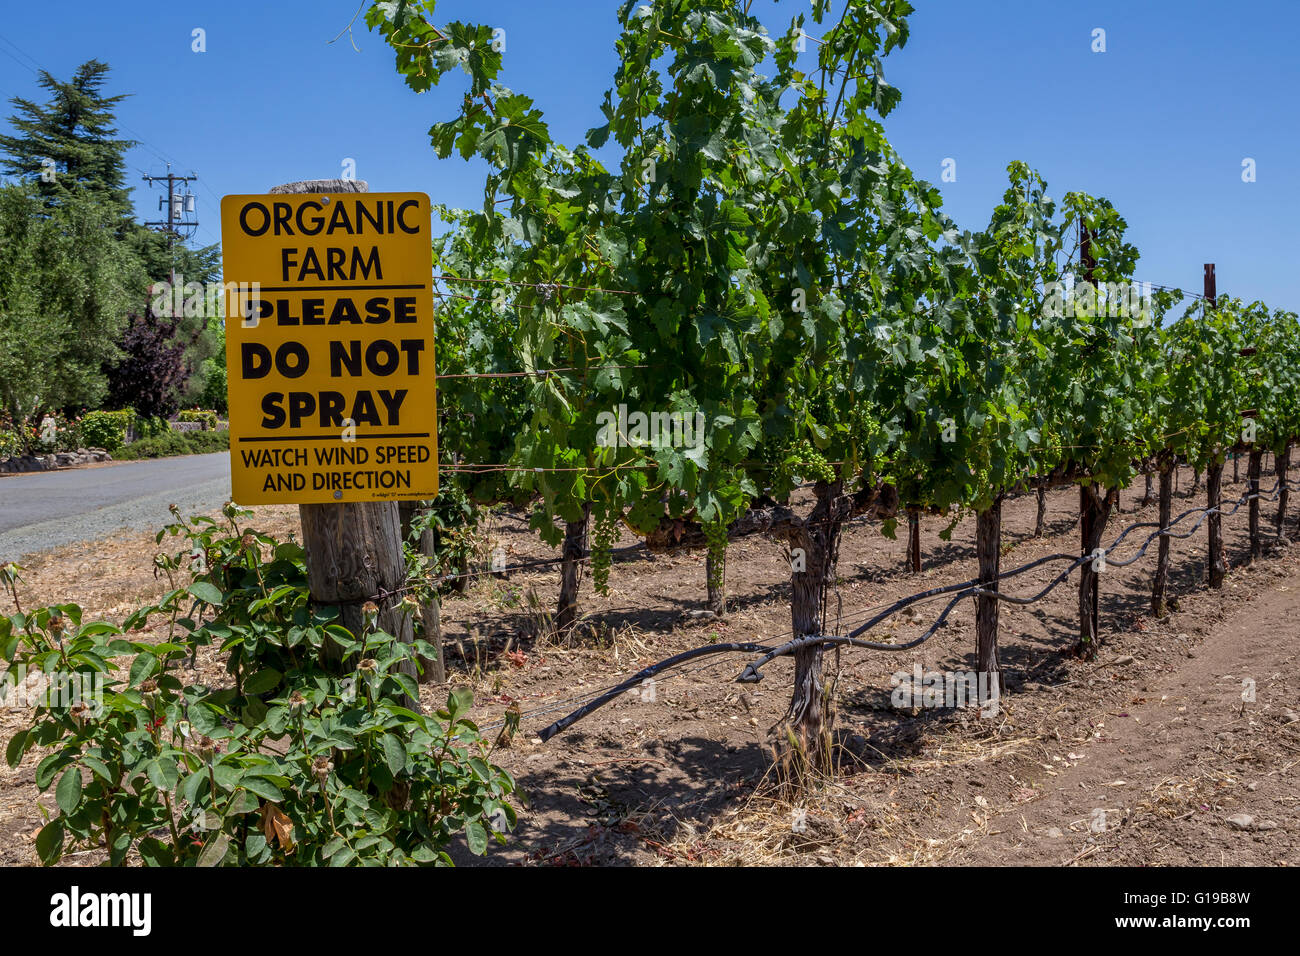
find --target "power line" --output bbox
[0,27,209,245]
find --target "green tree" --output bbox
[130,229,220,289]
[0,59,134,215]
[0,185,145,446]
[188,312,229,414]
[0,58,225,419]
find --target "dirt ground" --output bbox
[2,462,1297,867]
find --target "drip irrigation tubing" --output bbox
[537,475,1299,740]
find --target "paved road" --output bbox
[0,454,231,560]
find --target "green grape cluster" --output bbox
[788,438,837,484]
[590,509,617,595]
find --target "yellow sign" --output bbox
[220,192,437,505]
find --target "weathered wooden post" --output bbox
[1247,447,1263,561]
[1206,459,1226,587]
[1151,454,1175,616]
[555,503,590,637]
[906,507,921,573]
[267,180,421,705]
[219,177,446,711]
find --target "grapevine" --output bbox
[365,0,1300,769]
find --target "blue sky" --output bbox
[1,0,1296,308]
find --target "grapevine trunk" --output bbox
[782,482,843,778]
[1152,461,1174,617]
[975,500,1002,695]
[556,503,591,638]
[1248,449,1263,561]
[1207,461,1226,588]
[1074,483,1114,660]
[907,509,921,574]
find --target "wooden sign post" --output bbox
[221,178,442,702]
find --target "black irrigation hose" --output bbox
[466,649,751,743]
[538,474,1300,739]
[737,556,1089,681]
[441,539,652,583]
[1105,477,1295,567]
[739,479,1295,680]
[536,641,775,741]
[323,539,654,607]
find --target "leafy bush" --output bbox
[116,430,228,460]
[80,409,134,452]
[177,408,219,431]
[185,430,229,454]
[1,506,515,866]
[134,415,171,440]
[0,426,19,458]
[116,431,189,459]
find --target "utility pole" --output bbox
[142,164,200,292]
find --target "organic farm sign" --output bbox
[220,192,437,505]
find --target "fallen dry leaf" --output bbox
[261,803,296,853]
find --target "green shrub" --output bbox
[80,409,135,452]
[406,486,483,595]
[178,408,219,431]
[116,430,229,460]
[117,432,188,460]
[134,415,171,439]
[0,427,19,458]
[0,507,515,866]
[185,430,230,454]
